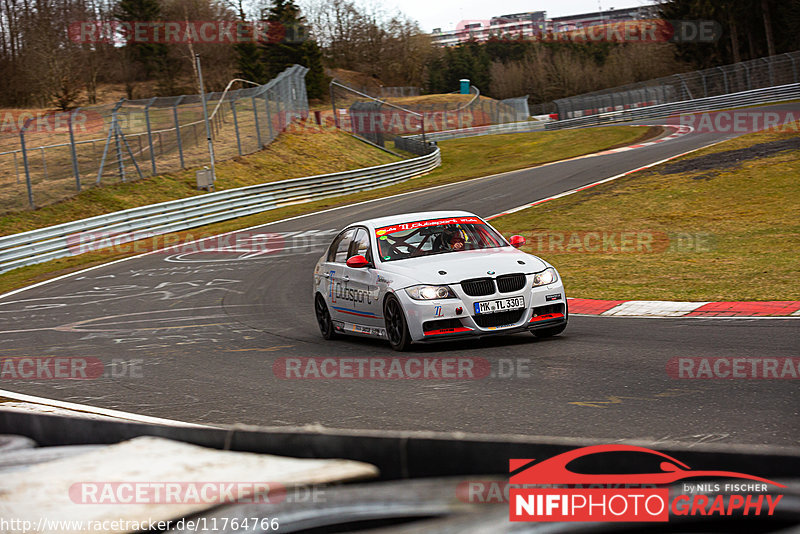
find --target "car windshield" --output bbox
[375,217,507,261]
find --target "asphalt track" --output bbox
[1,108,798,447]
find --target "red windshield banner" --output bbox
[375,217,484,236]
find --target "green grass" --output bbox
[0,124,651,294]
[490,127,800,301]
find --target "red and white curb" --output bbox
[569,298,800,318]
[591,124,693,155]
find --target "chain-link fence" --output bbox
[499,97,531,121]
[553,51,800,120]
[0,65,309,213]
[330,80,524,154]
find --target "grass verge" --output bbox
[0,124,651,295]
[490,126,800,301]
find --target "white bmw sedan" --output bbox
[313,211,567,351]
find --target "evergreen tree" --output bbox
[114,0,168,78]
[258,0,326,98]
[300,40,327,100]
[235,42,268,83]
[260,0,305,78]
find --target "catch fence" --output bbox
[1,65,309,212]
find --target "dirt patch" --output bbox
[659,135,800,175]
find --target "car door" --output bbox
[322,228,355,323]
[341,227,382,327]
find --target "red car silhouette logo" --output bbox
[510,444,784,487]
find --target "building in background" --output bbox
[430,6,657,47]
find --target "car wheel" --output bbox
[384,294,412,351]
[533,302,569,339]
[315,294,337,340]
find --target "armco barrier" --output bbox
[0,148,441,274]
[407,120,546,142]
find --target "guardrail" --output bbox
[407,120,546,142]
[0,149,441,274]
[546,83,800,129]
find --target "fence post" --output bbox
[275,81,283,132]
[763,57,774,86]
[172,95,185,168]
[114,123,125,182]
[700,72,708,98]
[330,81,339,129]
[144,97,157,175]
[264,88,274,141]
[19,118,35,209]
[40,148,48,181]
[230,98,243,156]
[68,108,81,191]
[785,53,798,83]
[676,74,693,100]
[251,96,262,148]
[96,100,124,184]
[718,67,729,94]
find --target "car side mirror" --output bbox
[346,255,370,268]
[509,235,526,248]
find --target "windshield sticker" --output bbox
[376,217,484,236]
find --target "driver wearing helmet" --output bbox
[436,226,466,252]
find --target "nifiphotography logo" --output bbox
[509,445,784,522]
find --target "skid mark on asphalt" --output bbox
[569,389,693,408]
[0,305,258,335]
[651,433,731,447]
[224,345,294,352]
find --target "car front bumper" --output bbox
[396,282,568,343]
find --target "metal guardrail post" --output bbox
[251,96,262,148]
[19,118,35,209]
[230,98,243,156]
[172,96,185,168]
[144,97,157,175]
[68,109,81,191]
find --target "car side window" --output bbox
[328,229,355,263]
[350,228,372,262]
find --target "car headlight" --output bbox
[532,267,558,287]
[405,285,457,300]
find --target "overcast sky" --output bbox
[388,0,657,33]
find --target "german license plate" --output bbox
[474,296,525,314]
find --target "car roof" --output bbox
[348,211,481,230]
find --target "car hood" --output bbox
[378,248,548,286]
